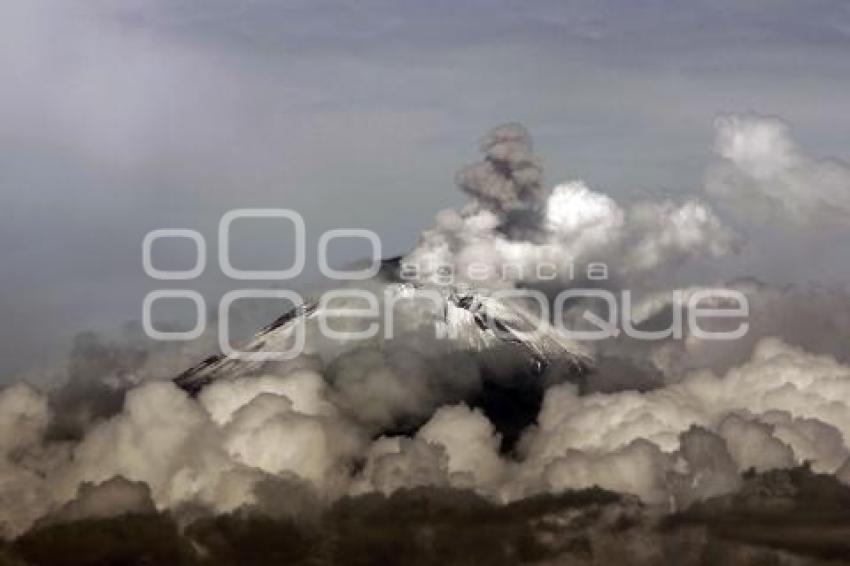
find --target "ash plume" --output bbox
[456,123,545,215]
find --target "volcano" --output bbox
[174,265,592,450]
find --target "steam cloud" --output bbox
[707,115,850,227]
[3,116,850,563]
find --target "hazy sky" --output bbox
[2,0,850,379]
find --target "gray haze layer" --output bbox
[3,0,850,380]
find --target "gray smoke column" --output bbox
[456,123,545,215]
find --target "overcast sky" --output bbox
[2,0,850,380]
